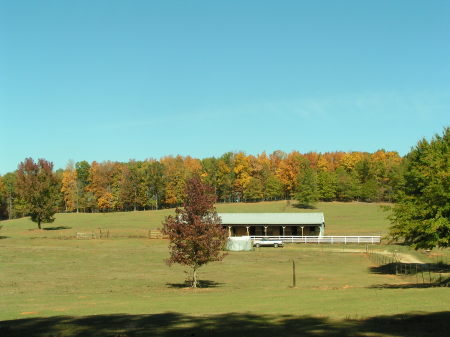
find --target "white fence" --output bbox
[249,235,381,244]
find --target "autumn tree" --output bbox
[233,152,252,201]
[61,161,78,212]
[388,128,450,249]
[161,156,187,206]
[86,161,120,211]
[276,151,302,198]
[16,158,59,229]
[162,175,228,288]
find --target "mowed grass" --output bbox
[1,201,449,336]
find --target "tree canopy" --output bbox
[1,149,405,220]
[162,175,228,288]
[16,158,59,229]
[388,127,450,249]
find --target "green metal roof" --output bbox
[218,213,324,225]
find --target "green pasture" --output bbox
[0,201,449,336]
[0,200,389,240]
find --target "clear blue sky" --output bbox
[1,0,449,174]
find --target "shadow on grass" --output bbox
[0,236,8,239]
[1,311,449,337]
[43,226,72,231]
[370,262,450,275]
[369,262,450,289]
[369,279,450,289]
[293,203,317,209]
[166,280,222,288]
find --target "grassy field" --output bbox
[0,200,390,240]
[0,201,449,336]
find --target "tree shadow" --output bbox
[0,236,8,239]
[43,226,72,231]
[369,262,450,289]
[0,311,449,337]
[166,280,222,288]
[370,262,450,275]
[293,203,317,209]
[369,279,450,289]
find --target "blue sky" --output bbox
[1,0,449,174]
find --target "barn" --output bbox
[218,213,325,237]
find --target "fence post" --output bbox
[292,260,296,288]
[428,264,432,284]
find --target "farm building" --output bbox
[219,213,325,237]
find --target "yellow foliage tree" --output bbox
[275,151,303,198]
[233,152,252,200]
[61,162,78,212]
[98,192,114,211]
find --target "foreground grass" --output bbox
[1,201,449,336]
[1,240,449,330]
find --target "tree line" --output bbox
[0,149,404,220]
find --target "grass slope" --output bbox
[0,201,390,240]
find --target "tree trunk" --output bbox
[38,219,42,230]
[192,267,198,288]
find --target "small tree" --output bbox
[162,175,227,288]
[16,158,59,229]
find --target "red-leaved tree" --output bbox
[16,158,59,229]
[162,174,227,288]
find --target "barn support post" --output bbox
[228,226,232,237]
[264,226,268,236]
[246,226,250,236]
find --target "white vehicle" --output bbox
[253,238,284,248]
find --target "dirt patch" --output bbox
[20,311,39,315]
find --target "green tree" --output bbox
[317,170,337,201]
[143,160,166,209]
[263,174,283,200]
[162,175,227,288]
[75,161,93,212]
[16,158,59,229]
[244,177,264,201]
[388,128,450,249]
[295,160,319,207]
[335,167,360,201]
[0,172,21,219]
